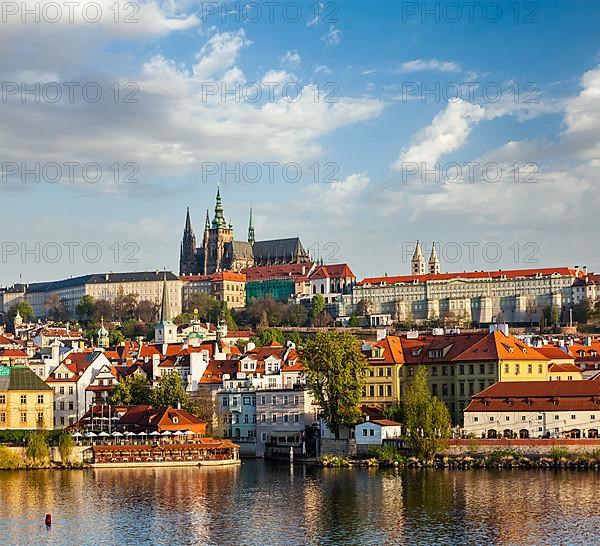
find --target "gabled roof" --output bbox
[310,263,355,280]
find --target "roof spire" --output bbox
[185,207,192,231]
[212,186,226,229]
[248,207,255,244]
[160,271,171,322]
[205,209,210,230]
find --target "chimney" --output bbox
[584,266,588,275]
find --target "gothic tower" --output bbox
[411,240,426,276]
[428,242,440,274]
[205,187,234,274]
[179,207,197,275]
[248,207,255,245]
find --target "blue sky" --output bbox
[1,0,600,285]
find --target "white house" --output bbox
[463,379,600,439]
[355,419,403,447]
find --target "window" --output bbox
[261,414,266,423]
[522,416,526,421]
[538,364,543,374]
[473,416,479,422]
[431,367,437,376]
[232,398,238,407]
[37,395,44,404]
[554,415,559,420]
[243,397,251,405]
[37,412,44,425]
[504,364,509,374]
[442,366,448,376]
[362,429,367,436]
[592,415,596,420]
[0,395,5,405]
[571,415,576,420]
[480,364,485,375]
[261,433,267,442]
[283,396,289,405]
[68,402,74,411]
[488,363,495,375]
[459,383,465,395]
[222,397,228,407]
[468,383,474,395]
[294,414,299,423]
[261,395,266,405]
[505,416,510,421]
[272,396,277,405]
[272,414,277,423]
[21,412,27,423]
[20,394,27,405]
[284,414,289,423]
[537,415,543,420]
[378,385,384,397]
[469,364,474,375]
[459,365,465,375]
[528,364,532,374]
[369,385,375,396]
[294,395,299,405]
[515,364,520,375]
[442,384,448,396]
[489,416,495,422]
[387,385,392,397]
[59,401,65,411]
[432,384,438,396]
[244,415,249,424]
[369,429,374,436]
[68,386,73,395]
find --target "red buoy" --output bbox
[45,514,52,526]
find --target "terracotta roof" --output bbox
[242,263,314,282]
[0,349,28,357]
[536,346,573,360]
[200,359,239,384]
[548,363,583,374]
[358,266,582,286]
[369,419,402,427]
[453,331,547,362]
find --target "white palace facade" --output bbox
[352,243,585,325]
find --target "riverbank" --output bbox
[319,447,600,470]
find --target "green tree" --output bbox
[57,430,74,464]
[25,431,49,464]
[8,300,35,323]
[303,332,366,439]
[403,366,451,460]
[287,330,303,347]
[151,371,196,413]
[311,294,325,326]
[253,328,285,346]
[94,299,113,322]
[573,298,596,324]
[109,329,125,346]
[76,295,96,325]
[348,314,360,327]
[45,293,68,321]
[109,373,152,405]
[543,304,560,327]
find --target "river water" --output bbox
[1,460,598,545]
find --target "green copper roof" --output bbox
[0,366,53,391]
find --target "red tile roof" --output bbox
[358,267,582,286]
[465,379,600,412]
[309,264,356,280]
[242,263,314,282]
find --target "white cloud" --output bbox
[313,65,332,75]
[281,51,302,66]
[392,99,485,169]
[399,59,461,73]
[322,25,341,45]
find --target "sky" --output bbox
[1,0,600,285]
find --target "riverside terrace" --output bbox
[89,439,240,467]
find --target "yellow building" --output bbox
[361,336,404,409]
[0,366,54,430]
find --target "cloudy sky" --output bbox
[1,0,599,285]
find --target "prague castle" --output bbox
[179,189,310,276]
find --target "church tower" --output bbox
[411,240,426,276]
[205,187,234,274]
[248,207,255,245]
[179,207,197,275]
[428,242,440,274]
[154,274,177,344]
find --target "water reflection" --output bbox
[0,463,599,545]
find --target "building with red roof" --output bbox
[464,378,600,439]
[353,266,585,326]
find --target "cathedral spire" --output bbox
[212,186,227,229]
[411,240,426,276]
[205,209,210,230]
[429,242,440,274]
[248,207,255,244]
[185,207,192,231]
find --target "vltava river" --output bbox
[1,460,599,545]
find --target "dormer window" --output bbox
[172,417,178,424]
